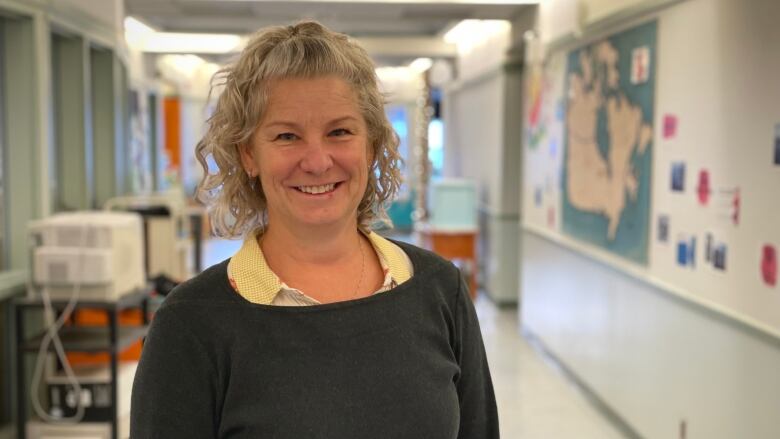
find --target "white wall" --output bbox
[49,0,125,49]
[539,0,682,46]
[443,17,529,304]
[523,230,780,438]
[539,0,581,45]
[584,0,658,22]
[445,75,506,210]
[56,0,123,30]
[522,0,780,436]
[650,0,780,331]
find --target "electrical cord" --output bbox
[27,220,88,423]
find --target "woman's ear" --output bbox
[238,142,256,176]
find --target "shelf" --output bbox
[21,325,148,353]
[14,284,154,311]
[14,281,150,439]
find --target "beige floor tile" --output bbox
[474,293,627,439]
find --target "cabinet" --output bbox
[416,224,479,299]
[13,287,152,439]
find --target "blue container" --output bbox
[428,179,477,230]
[386,190,415,231]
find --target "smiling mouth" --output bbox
[295,182,340,195]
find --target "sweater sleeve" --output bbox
[131,306,218,439]
[453,270,500,439]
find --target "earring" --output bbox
[247,169,254,178]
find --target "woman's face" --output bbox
[241,76,371,232]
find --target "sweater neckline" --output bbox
[215,240,436,313]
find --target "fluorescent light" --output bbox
[124,16,156,50]
[443,20,511,53]
[444,20,478,45]
[142,33,244,54]
[409,57,433,73]
[125,16,155,35]
[162,54,207,73]
[376,66,414,82]
[125,15,245,54]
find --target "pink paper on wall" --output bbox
[761,245,777,287]
[697,169,711,205]
[663,114,678,139]
[732,188,740,225]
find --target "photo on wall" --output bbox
[671,162,686,192]
[703,232,728,272]
[774,123,780,165]
[712,244,727,271]
[713,186,741,226]
[657,215,669,243]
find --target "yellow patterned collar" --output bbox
[227,231,412,305]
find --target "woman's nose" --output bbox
[299,140,334,174]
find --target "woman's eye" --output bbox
[275,132,298,141]
[329,128,352,137]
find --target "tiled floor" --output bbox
[202,238,626,438]
[474,294,626,438]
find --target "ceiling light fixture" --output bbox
[124,16,156,50]
[125,15,244,54]
[409,57,433,73]
[443,19,511,53]
[142,33,244,54]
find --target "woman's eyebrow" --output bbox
[327,116,360,125]
[262,120,302,130]
[263,116,360,130]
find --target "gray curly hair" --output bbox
[196,21,402,238]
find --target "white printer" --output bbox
[104,191,193,282]
[30,211,146,301]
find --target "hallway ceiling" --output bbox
[125,0,535,63]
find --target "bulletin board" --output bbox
[522,12,780,335]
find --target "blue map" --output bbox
[561,21,657,265]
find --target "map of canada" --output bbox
[561,21,656,264]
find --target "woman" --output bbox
[131,21,498,439]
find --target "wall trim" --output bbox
[521,224,780,345]
[0,0,43,17]
[47,7,115,50]
[444,56,522,94]
[0,0,118,50]
[0,270,26,301]
[545,0,685,55]
[477,205,520,220]
[522,328,643,439]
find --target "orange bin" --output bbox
[65,308,145,366]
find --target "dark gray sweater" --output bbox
[130,242,498,439]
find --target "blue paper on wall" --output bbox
[671,162,686,192]
[677,235,696,268]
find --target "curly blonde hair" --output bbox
[196,21,402,238]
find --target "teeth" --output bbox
[298,183,335,194]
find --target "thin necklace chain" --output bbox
[258,230,367,299]
[352,235,366,298]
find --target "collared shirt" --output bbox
[227,231,413,306]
